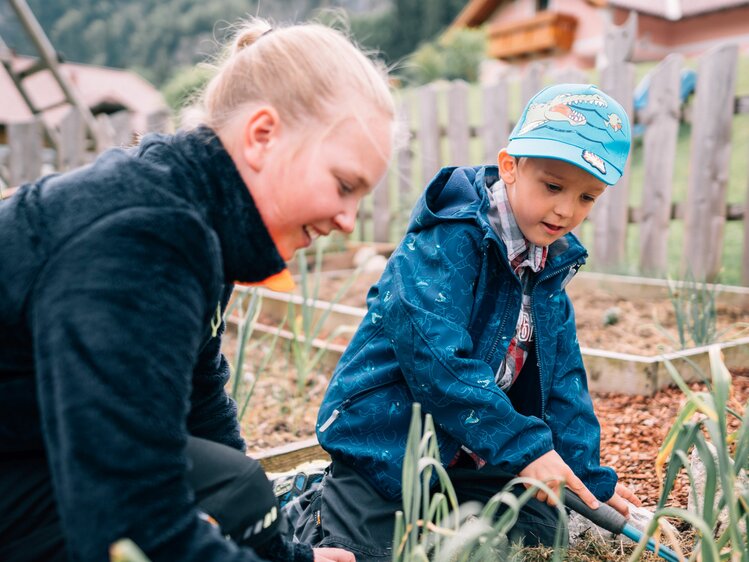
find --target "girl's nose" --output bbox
[333,202,358,234]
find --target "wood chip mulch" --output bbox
[594,367,749,508]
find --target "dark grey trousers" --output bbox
[0,437,281,562]
[290,460,563,562]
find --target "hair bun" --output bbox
[231,22,272,55]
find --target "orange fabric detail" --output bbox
[236,268,296,292]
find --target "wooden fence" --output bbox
[359,16,749,286]
[2,15,748,285]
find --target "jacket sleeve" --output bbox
[543,293,618,502]
[30,209,269,562]
[188,285,245,451]
[382,223,554,475]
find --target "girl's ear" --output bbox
[241,105,281,172]
[497,148,518,185]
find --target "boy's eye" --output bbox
[581,194,597,203]
[546,183,562,192]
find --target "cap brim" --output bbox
[506,137,622,185]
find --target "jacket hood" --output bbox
[407,166,587,267]
[407,166,493,234]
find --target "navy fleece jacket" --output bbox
[0,127,304,561]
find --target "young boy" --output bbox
[302,84,640,559]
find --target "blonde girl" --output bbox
[0,17,394,562]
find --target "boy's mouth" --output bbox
[541,222,564,234]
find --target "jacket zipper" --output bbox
[484,241,523,365]
[530,257,584,417]
[318,378,396,433]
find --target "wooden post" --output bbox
[109,110,134,147]
[481,78,509,164]
[446,80,470,166]
[683,44,739,281]
[57,107,86,171]
[145,109,172,134]
[639,54,682,275]
[743,175,749,286]
[396,98,414,239]
[96,113,115,152]
[417,83,441,187]
[8,119,43,185]
[593,11,637,270]
[549,67,588,86]
[520,62,545,107]
[372,172,390,243]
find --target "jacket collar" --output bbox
[168,126,286,284]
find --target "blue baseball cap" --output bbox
[506,83,631,185]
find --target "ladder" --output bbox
[0,0,100,151]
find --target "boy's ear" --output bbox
[497,149,518,185]
[241,105,281,172]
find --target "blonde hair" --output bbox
[201,18,395,132]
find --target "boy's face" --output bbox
[498,150,606,246]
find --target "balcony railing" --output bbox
[487,11,578,59]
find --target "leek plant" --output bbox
[287,240,364,396]
[394,403,568,562]
[629,346,749,562]
[226,287,286,421]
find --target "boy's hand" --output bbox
[313,547,356,562]
[518,450,600,511]
[606,483,642,518]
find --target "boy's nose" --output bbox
[553,198,575,218]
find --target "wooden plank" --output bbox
[372,171,390,243]
[8,119,43,185]
[743,166,749,286]
[396,98,414,239]
[593,12,637,270]
[548,67,588,86]
[446,80,470,166]
[145,109,172,134]
[57,107,85,171]
[96,113,115,151]
[639,54,682,275]
[520,61,545,107]
[417,83,441,186]
[481,78,509,164]
[254,437,329,474]
[109,110,134,147]
[683,44,739,281]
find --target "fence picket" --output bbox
[373,172,390,243]
[8,119,43,186]
[396,98,414,239]
[446,80,470,166]
[57,108,85,171]
[481,78,509,164]
[639,54,682,274]
[520,62,545,107]
[417,83,440,187]
[593,12,636,269]
[683,44,739,281]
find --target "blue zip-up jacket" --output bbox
[316,165,617,502]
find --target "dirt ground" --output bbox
[224,267,749,511]
[283,269,749,356]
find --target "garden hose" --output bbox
[564,491,681,562]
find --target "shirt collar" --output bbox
[488,178,547,274]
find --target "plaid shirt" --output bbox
[449,179,547,469]
[490,179,548,390]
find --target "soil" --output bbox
[277,269,749,356]
[221,267,749,512]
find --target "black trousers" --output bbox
[0,437,280,562]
